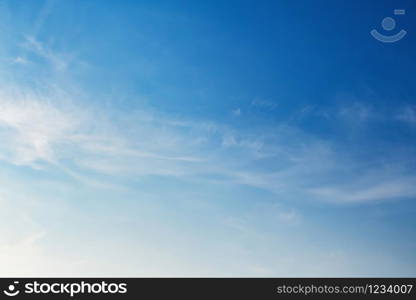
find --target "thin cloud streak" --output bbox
[1,85,415,204]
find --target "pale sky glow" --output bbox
[0,0,416,276]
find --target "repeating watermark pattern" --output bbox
[371,9,407,43]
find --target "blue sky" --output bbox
[0,0,416,276]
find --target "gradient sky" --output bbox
[0,0,416,276]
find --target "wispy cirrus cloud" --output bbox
[0,88,82,166]
[23,36,74,71]
[1,84,415,205]
[397,105,416,125]
[251,98,278,110]
[1,34,415,209]
[310,177,416,203]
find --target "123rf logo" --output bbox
[3,281,127,297]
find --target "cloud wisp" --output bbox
[1,84,416,205]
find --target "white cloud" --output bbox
[1,86,415,205]
[0,89,81,166]
[309,177,416,203]
[397,105,416,125]
[231,108,241,116]
[23,36,71,71]
[338,102,373,121]
[1,37,415,206]
[12,56,28,64]
[251,98,278,110]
